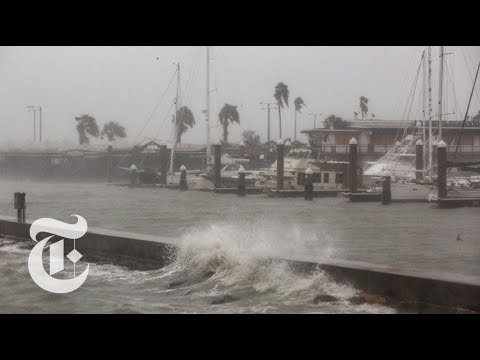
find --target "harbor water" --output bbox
[1,179,479,313]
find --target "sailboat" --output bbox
[187,46,267,189]
[362,46,448,201]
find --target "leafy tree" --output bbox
[360,96,369,120]
[294,97,305,141]
[218,103,240,144]
[101,121,127,142]
[274,82,290,138]
[473,110,480,121]
[175,106,195,143]
[241,129,261,148]
[75,114,100,145]
[323,115,349,129]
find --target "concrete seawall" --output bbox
[1,216,479,313]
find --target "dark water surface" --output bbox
[0,179,479,313]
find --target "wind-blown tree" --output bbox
[274,82,290,139]
[175,106,195,143]
[473,110,480,121]
[75,114,100,145]
[218,103,240,144]
[323,115,348,130]
[294,97,305,142]
[360,96,369,120]
[101,121,127,142]
[242,129,261,148]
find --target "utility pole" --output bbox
[309,113,322,129]
[27,105,41,143]
[206,46,211,169]
[39,105,43,143]
[260,102,277,142]
[169,62,181,179]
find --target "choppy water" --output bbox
[1,179,479,313]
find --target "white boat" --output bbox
[255,146,349,190]
[188,154,265,189]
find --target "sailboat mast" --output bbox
[422,47,427,168]
[206,46,211,169]
[438,46,444,140]
[427,46,433,178]
[169,62,181,177]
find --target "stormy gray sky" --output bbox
[1,46,479,147]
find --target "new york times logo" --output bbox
[28,215,89,293]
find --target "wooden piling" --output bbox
[129,165,138,186]
[159,145,168,185]
[106,145,113,183]
[381,176,392,205]
[432,141,438,172]
[437,140,447,199]
[304,167,313,201]
[239,141,246,158]
[214,141,222,189]
[180,165,188,191]
[349,138,358,194]
[237,165,246,197]
[277,139,284,191]
[14,192,26,223]
[415,139,424,182]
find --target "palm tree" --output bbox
[323,115,348,129]
[75,114,99,145]
[294,97,305,142]
[274,82,290,139]
[175,106,195,143]
[101,121,127,142]
[360,96,369,120]
[218,103,240,144]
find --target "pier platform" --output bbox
[348,192,430,203]
[437,190,480,208]
[266,189,345,198]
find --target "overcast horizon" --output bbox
[1,46,479,147]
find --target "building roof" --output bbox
[301,119,480,133]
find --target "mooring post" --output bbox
[14,192,26,223]
[159,144,168,185]
[432,140,438,172]
[415,139,424,182]
[180,165,188,191]
[214,140,222,189]
[106,145,113,183]
[437,140,447,199]
[381,175,392,205]
[129,164,138,186]
[277,139,284,191]
[349,138,358,194]
[237,165,246,197]
[304,167,313,201]
[239,141,246,158]
[285,140,291,155]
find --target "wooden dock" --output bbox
[348,192,430,203]
[266,188,346,198]
[349,192,382,202]
[437,191,480,208]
